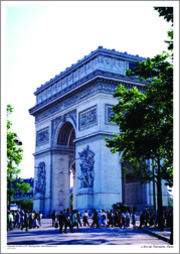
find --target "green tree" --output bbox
[7,105,32,209]
[104,7,173,231]
[14,198,33,211]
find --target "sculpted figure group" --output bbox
[77,146,95,188]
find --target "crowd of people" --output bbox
[7,204,173,235]
[7,209,42,231]
[139,208,173,228]
[51,207,135,234]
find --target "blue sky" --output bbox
[2,1,178,180]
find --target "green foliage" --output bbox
[154,7,173,56]
[7,105,31,205]
[168,197,173,208]
[154,7,173,24]
[15,198,33,211]
[104,8,173,187]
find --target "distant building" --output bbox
[12,178,34,200]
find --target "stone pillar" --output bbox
[52,152,70,211]
[75,141,122,214]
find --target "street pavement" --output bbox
[7,218,171,246]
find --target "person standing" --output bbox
[58,211,66,234]
[39,212,43,227]
[145,209,150,227]
[118,210,122,228]
[169,210,173,245]
[114,211,118,227]
[51,210,56,227]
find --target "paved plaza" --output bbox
[7,219,170,246]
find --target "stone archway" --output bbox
[52,120,76,212]
[30,47,148,215]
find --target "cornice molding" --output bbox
[35,46,147,94]
[30,47,147,112]
[29,72,146,117]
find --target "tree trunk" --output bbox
[157,157,164,231]
[8,176,11,210]
[152,160,156,212]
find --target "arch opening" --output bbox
[57,121,76,211]
[57,122,75,147]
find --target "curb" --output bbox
[141,228,170,243]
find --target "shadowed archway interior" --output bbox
[57,122,75,147]
[57,121,76,209]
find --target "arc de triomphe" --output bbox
[29,46,152,215]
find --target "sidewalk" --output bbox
[140,227,171,242]
[7,219,170,246]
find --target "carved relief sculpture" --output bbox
[79,107,97,130]
[77,145,95,188]
[36,128,49,146]
[35,162,46,195]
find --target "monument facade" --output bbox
[29,47,168,214]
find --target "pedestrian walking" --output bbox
[126,211,130,227]
[21,210,29,231]
[77,210,82,227]
[107,210,114,227]
[83,210,90,226]
[121,212,126,229]
[7,211,13,231]
[132,212,136,228]
[29,211,33,229]
[72,210,81,232]
[91,209,100,228]
[20,209,24,229]
[98,210,102,227]
[15,210,20,228]
[64,208,74,233]
[58,211,66,234]
[33,211,40,228]
[101,210,107,226]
